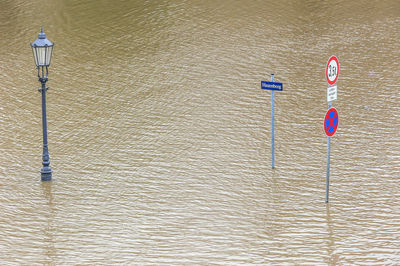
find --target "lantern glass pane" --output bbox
[45,46,53,66]
[38,46,46,66]
[32,46,39,67]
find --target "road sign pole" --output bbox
[271,74,275,169]
[326,102,332,203]
[326,135,331,203]
[325,56,339,203]
[261,74,282,169]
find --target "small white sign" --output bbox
[327,85,337,102]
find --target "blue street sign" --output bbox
[261,81,283,91]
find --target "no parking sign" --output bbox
[324,108,339,137]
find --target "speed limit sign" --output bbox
[326,56,339,85]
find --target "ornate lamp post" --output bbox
[31,27,54,181]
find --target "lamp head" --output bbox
[31,26,54,67]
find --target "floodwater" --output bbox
[1,0,399,264]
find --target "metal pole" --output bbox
[326,136,331,203]
[40,79,52,181]
[271,74,275,169]
[326,102,332,202]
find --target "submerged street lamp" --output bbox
[31,27,54,181]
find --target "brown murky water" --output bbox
[1,0,399,264]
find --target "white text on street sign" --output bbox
[261,81,283,91]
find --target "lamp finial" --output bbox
[38,26,46,39]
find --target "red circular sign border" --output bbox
[324,107,339,137]
[326,56,339,85]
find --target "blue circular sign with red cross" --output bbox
[324,108,339,136]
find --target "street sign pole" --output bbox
[325,55,339,203]
[261,74,282,169]
[271,74,275,169]
[326,135,331,202]
[326,102,332,203]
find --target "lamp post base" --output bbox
[41,167,52,181]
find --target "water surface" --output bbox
[0,0,399,264]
